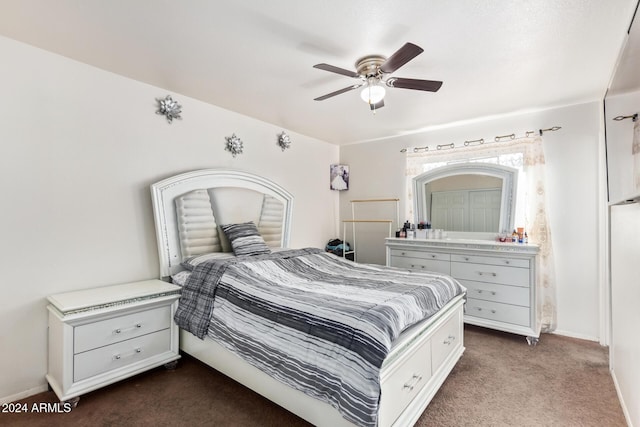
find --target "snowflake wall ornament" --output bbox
[225,134,244,157]
[156,95,182,123]
[277,131,292,151]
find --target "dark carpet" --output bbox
[2,325,626,426]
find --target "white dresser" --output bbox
[386,238,540,344]
[47,279,181,403]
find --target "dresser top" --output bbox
[48,279,181,315]
[386,237,539,254]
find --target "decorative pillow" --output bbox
[181,252,237,271]
[220,222,272,256]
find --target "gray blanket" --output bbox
[174,248,464,427]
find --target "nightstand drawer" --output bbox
[74,305,171,354]
[74,329,171,382]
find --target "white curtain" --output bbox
[406,136,557,332]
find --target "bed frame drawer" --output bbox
[379,338,432,426]
[74,305,171,354]
[74,329,172,382]
[465,298,530,327]
[431,309,463,374]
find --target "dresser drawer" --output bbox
[465,298,530,327]
[451,262,529,287]
[431,311,462,373]
[390,256,450,275]
[379,338,432,426]
[390,249,450,262]
[460,280,530,306]
[74,329,171,382]
[74,305,171,354]
[451,253,529,268]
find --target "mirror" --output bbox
[603,10,640,204]
[413,163,518,235]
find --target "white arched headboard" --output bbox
[151,169,294,279]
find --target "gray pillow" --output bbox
[220,222,272,256]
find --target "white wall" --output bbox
[340,102,605,341]
[607,90,640,427]
[610,202,640,427]
[0,36,339,403]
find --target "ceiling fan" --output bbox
[313,42,442,111]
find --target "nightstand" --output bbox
[46,279,181,404]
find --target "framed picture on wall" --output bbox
[330,164,349,191]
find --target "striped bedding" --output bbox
[174,248,464,427]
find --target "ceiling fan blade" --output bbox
[380,42,424,74]
[313,63,360,78]
[370,99,385,111]
[314,84,362,101]
[387,77,442,92]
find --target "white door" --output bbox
[431,189,500,232]
[469,189,501,232]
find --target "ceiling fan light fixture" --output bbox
[313,42,442,106]
[360,82,386,104]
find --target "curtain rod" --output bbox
[399,126,562,153]
[613,113,638,122]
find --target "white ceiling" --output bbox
[0,0,637,144]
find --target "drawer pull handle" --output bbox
[443,335,456,345]
[431,254,436,258]
[114,324,143,334]
[505,260,510,264]
[421,265,425,269]
[113,348,142,361]
[476,307,482,311]
[491,310,496,314]
[491,291,496,296]
[464,257,470,261]
[403,374,423,391]
[401,252,406,255]
[477,271,497,277]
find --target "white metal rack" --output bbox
[342,198,400,262]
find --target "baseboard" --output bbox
[0,384,49,405]
[549,329,599,343]
[611,368,634,427]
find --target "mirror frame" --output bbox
[413,163,518,236]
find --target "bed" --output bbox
[150,169,465,427]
